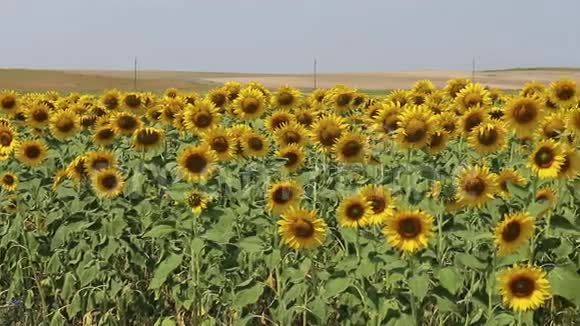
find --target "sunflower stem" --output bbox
[407,255,419,325]
[355,228,361,264]
[487,251,496,321]
[436,213,444,265]
[517,312,523,326]
[406,149,412,204]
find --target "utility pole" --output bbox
[133,57,138,90]
[472,57,476,82]
[313,58,317,89]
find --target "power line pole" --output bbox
[133,57,138,90]
[313,58,317,89]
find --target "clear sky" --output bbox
[1,0,579,73]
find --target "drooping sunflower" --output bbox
[497,169,527,197]
[121,92,144,112]
[387,89,410,107]
[278,206,327,250]
[336,194,372,228]
[65,155,88,184]
[0,172,18,191]
[90,168,125,199]
[535,186,557,207]
[92,126,117,146]
[395,105,436,149]
[51,168,68,192]
[332,131,368,164]
[132,127,165,152]
[240,131,270,157]
[383,209,434,253]
[266,180,303,214]
[310,113,347,153]
[461,105,489,135]
[177,145,217,182]
[159,97,185,125]
[232,87,267,120]
[274,122,309,147]
[0,90,19,115]
[25,103,51,129]
[359,185,395,225]
[529,139,565,178]
[455,83,492,112]
[15,139,48,167]
[110,111,143,135]
[187,189,211,214]
[183,99,221,133]
[557,145,580,179]
[0,124,18,155]
[373,102,402,138]
[426,129,450,155]
[498,265,551,312]
[494,212,535,256]
[84,150,117,175]
[443,78,470,100]
[271,85,301,111]
[276,144,305,172]
[265,110,294,133]
[504,96,544,137]
[201,128,234,161]
[49,110,81,140]
[536,112,567,141]
[548,78,577,108]
[457,165,499,207]
[101,89,122,111]
[206,87,229,111]
[468,122,508,153]
[520,81,546,98]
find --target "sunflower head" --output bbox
[373,102,402,138]
[0,90,20,114]
[529,139,564,179]
[536,113,566,141]
[91,168,125,198]
[0,124,18,155]
[468,122,508,153]
[359,185,395,225]
[25,103,51,129]
[121,92,143,112]
[310,113,347,152]
[111,112,143,135]
[549,79,577,108]
[332,132,368,164]
[435,111,459,139]
[455,83,491,111]
[443,78,470,99]
[187,189,211,214]
[16,139,48,167]
[233,87,267,120]
[498,265,551,312]
[457,165,499,207]
[183,99,221,133]
[494,212,535,256]
[0,172,18,191]
[207,87,229,110]
[325,85,356,114]
[461,106,489,135]
[177,145,217,182]
[426,129,450,155]
[520,81,546,98]
[556,146,580,179]
[201,128,234,161]
[497,169,527,197]
[241,132,270,157]
[93,126,117,147]
[337,194,372,228]
[267,180,303,214]
[505,97,544,137]
[66,155,88,184]
[101,89,122,110]
[535,186,557,209]
[294,108,318,129]
[276,144,305,173]
[84,151,117,175]
[395,105,436,148]
[266,110,294,133]
[133,127,165,152]
[277,206,327,250]
[383,209,434,253]
[274,122,308,147]
[49,110,81,140]
[387,89,410,107]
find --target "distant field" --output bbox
[1,68,580,94]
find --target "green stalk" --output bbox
[407,255,419,324]
[436,213,444,265]
[487,251,496,321]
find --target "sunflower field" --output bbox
[0,79,580,326]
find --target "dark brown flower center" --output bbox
[336,93,352,107]
[136,130,160,145]
[3,174,15,185]
[556,86,575,101]
[296,113,313,127]
[103,96,119,110]
[118,115,138,131]
[449,83,466,98]
[283,131,301,145]
[463,93,482,108]
[248,137,264,151]
[412,95,425,105]
[32,109,49,122]
[25,145,41,159]
[341,140,362,157]
[512,101,538,124]
[1,97,16,109]
[0,131,13,146]
[501,221,521,242]
[292,218,315,238]
[559,155,571,174]
[405,119,427,142]
[211,136,229,153]
[464,113,483,133]
[194,111,212,128]
[56,117,75,133]
[398,217,422,239]
[382,116,399,134]
[273,186,293,204]
[490,110,504,120]
[443,122,456,134]
[509,276,535,298]
[185,154,208,173]
[81,116,97,128]
[101,174,118,190]
[271,116,290,130]
[346,203,364,220]
[534,147,555,168]
[242,98,260,114]
[96,128,115,141]
[211,93,227,108]
[429,133,445,148]
[463,176,486,197]
[283,151,299,167]
[319,126,341,147]
[477,128,498,146]
[124,94,141,108]
[277,92,294,106]
[188,194,203,207]
[353,96,364,106]
[368,195,386,214]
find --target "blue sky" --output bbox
[1,0,579,73]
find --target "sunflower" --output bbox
[164,87,179,99]
[497,169,527,197]
[395,105,436,149]
[160,97,185,125]
[201,128,234,161]
[309,88,328,104]
[278,206,327,250]
[409,92,427,106]
[383,209,434,253]
[455,83,491,111]
[325,86,356,114]
[49,110,80,140]
[0,124,18,155]
[80,115,97,129]
[536,112,566,141]
[232,87,267,120]
[443,78,470,100]
[92,126,117,146]
[520,81,546,98]
[557,145,580,179]
[489,107,505,120]
[494,212,535,256]
[504,97,544,137]
[145,106,163,123]
[332,131,368,164]
[51,169,68,192]
[426,129,450,155]
[461,106,489,135]
[183,99,221,133]
[184,92,199,106]
[412,79,436,94]
[337,194,372,228]
[101,89,122,111]
[84,151,117,175]
[121,92,144,112]
[566,108,580,137]
[110,112,143,135]
[276,144,305,172]
[435,111,459,139]
[266,110,294,133]
[266,180,303,214]
[132,127,165,152]
[498,265,551,312]
[364,102,385,122]
[65,155,88,184]
[240,132,270,157]
[549,78,577,108]
[387,89,410,107]
[468,122,508,153]
[0,172,18,191]
[373,102,402,138]
[15,139,48,167]
[224,81,242,101]
[310,114,347,152]
[359,185,395,225]
[535,186,557,207]
[0,90,19,115]
[457,165,499,207]
[90,168,125,198]
[177,145,217,182]
[529,139,565,178]
[274,122,308,147]
[187,189,211,214]
[25,103,51,129]
[206,87,229,111]
[294,108,317,129]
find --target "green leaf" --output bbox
[149,254,184,290]
[455,253,486,270]
[408,273,430,302]
[144,225,177,238]
[237,236,263,253]
[548,266,580,306]
[437,267,462,295]
[160,318,176,326]
[67,292,83,317]
[527,200,551,218]
[232,283,264,308]
[50,310,66,326]
[323,277,351,298]
[506,182,529,199]
[60,273,77,301]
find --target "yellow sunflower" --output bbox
[232,87,267,120]
[266,180,303,214]
[457,165,499,207]
[272,85,301,111]
[187,189,211,214]
[206,87,229,111]
[557,145,580,179]
[177,145,217,182]
[443,78,470,100]
[461,105,489,135]
[387,89,410,107]
[373,102,402,139]
[332,131,368,164]
[65,155,88,184]
[310,113,347,153]
[278,206,327,250]
[412,79,436,94]
[101,89,122,111]
[110,112,143,135]
[274,122,309,147]
[294,107,318,129]
[240,132,270,157]
[536,112,566,141]
[224,81,242,101]
[92,126,117,147]
[0,90,20,115]
[383,209,434,253]
[325,85,355,114]
[337,194,372,228]
[497,169,527,197]
[80,115,97,129]
[201,128,234,161]
[0,172,18,191]
[359,185,395,225]
[395,105,436,149]
[455,83,492,111]
[498,265,551,312]
[276,144,305,172]
[159,97,185,125]
[468,122,508,153]
[535,186,557,208]
[494,212,535,256]
[520,81,546,98]
[84,150,117,175]
[549,78,577,108]
[504,97,545,138]
[90,168,125,198]
[0,124,18,155]
[265,110,294,133]
[309,88,328,104]
[183,99,221,133]
[435,111,460,139]
[49,110,81,140]
[132,127,165,152]
[426,130,450,155]
[121,92,144,112]
[15,139,48,167]
[529,139,565,178]
[164,87,179,99]
[489,107,505,120]
[25,103,51,129]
